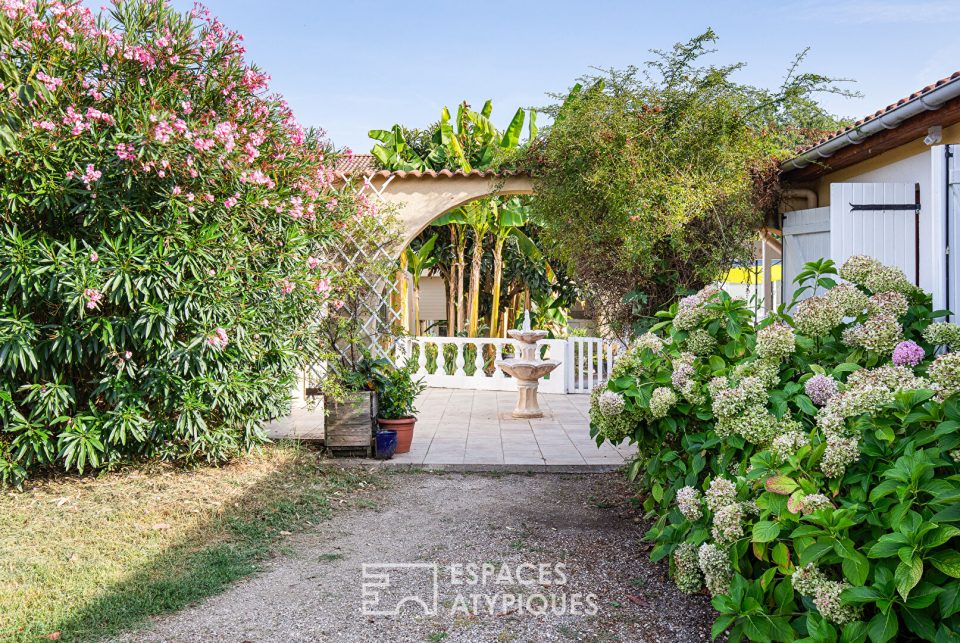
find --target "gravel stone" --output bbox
[118,473,714,642]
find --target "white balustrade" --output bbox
[402,336,568,394]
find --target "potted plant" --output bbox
[376,364,426,454]
[319,349,391,457]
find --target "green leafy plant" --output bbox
[529,31,855,336]
[591,256,960,641]
[377,366,426,420]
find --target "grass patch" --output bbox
[0,443,382,642]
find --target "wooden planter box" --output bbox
[324,390,376,458]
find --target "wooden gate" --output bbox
[565,337,621,394]
[782,206,830,305]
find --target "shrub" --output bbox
[591,256,960,641]
[0,1,370,484]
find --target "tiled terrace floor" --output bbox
[387,388,635,469]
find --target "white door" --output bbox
[829,182,919,285]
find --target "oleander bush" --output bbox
[0,1,370,484]
[591,256,960,641]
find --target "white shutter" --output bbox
[829,182,919,285]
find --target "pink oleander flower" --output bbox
[193,137,214,152]
[223,195,237,208]
[315,278,331,293]
[307,256,320,270]
[80,163,101,189]
[892,340,925,367]
[84,288,103,310]
[115,142,135,160]
[206,327,229,349]
[89,252,98,263]
[279,279,295,295]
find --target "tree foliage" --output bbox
[530,30,853,336]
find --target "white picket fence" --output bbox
[400,336,622,394]
[565,336,621,394]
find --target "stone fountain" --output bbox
[496,311,561,418]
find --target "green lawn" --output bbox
[0,445,381,642]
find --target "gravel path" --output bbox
[121,473,714,642]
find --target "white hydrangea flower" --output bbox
[705,477,737,512]
[698,543,732,597]
[676,486,702,521]
[649,386,678,419]
[597,390,626,418]
[673,542,702,594]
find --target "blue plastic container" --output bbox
[375,430,398,460]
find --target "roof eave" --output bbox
[782,74,960,175]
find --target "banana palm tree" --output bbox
[459,200,492,337]
[489,197,544,337]
[405,234,438,335]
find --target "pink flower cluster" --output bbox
[84,288,103,310]
[892,340,925,367]
[81,164,101,189]
[206,327,229,349]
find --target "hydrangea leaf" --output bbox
[764,475,798,495]
[752,521,780,543]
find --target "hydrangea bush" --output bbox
[590,256,960,641]
[0,1,373,484]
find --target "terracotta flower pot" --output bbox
[377,417,416,454]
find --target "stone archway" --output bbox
[335,155,534,254]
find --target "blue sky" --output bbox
[169,1,960,152]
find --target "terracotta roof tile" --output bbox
[333,153,526,180]
[792,70,960,156]
[333,153,378,176]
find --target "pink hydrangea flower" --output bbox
[892,340,925,367]
[805,374,838,407]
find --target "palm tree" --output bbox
[489,197,543,337]
[404,234,438,335]
[460,200,492,337]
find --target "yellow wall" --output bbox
[812,121,960,205]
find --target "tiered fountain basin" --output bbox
[495,314,561,419]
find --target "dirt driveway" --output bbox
[121,472,714,642]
